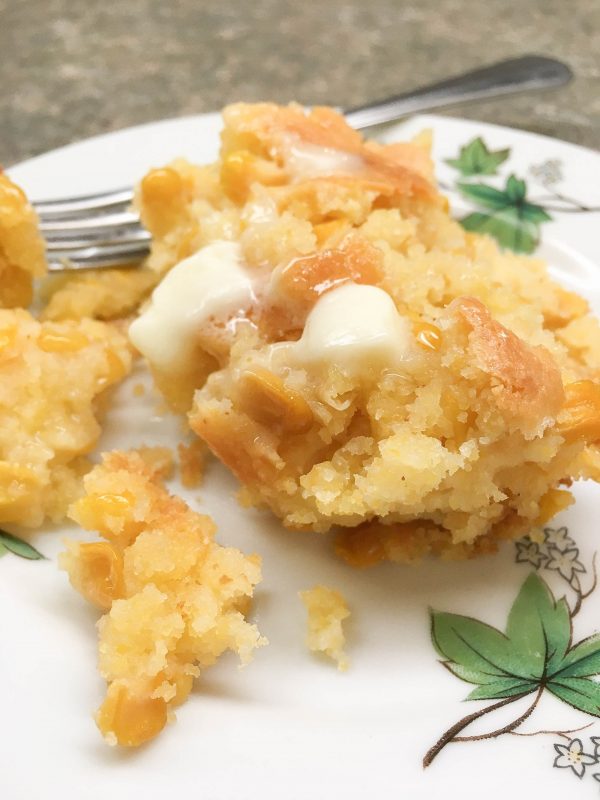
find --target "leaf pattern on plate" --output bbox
[0,529,45,560]
[444,136,600,254]
[445,137,510,176]
[458,175,552,254]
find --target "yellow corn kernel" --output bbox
[90,491,135,517]
[313,219,350,247]
[413,321,442,352]
[0,326,17,351]
[38,329,90,353]
[97,350,128,388]
[96,683,167,747]
[557,380,600,443]
[141,167,183,204]
[240,367,314,433]
[76,542,124,610]
[534,488,574,525]
[220,150,258,204]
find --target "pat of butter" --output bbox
[292,282,412,373]
[284,139,364,181]
[129,240,254,372]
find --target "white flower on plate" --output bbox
[543,526,574,552]
[545,546,585,583]
[515,538,547,569]
[553,738,597,778]
[530,158,563,186]
[591,736,600,759]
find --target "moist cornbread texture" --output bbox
[0,172,46,308]
[62,450,266,747]
[131,102,600,563]
[0,309,131,526]
[300,585,350,670]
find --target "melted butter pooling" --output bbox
[129,240,254,372]
[290,282,412,375]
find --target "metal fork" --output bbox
[35,55,571,272]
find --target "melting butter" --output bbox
[129,240,254,372]
[283,139,364,181]
[291,282,412,373]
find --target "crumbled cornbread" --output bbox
[129,102,600,562]
[41,268,158,321]
[178,440,206,488]
[0,172,47,308]
[62,450,266,747]
[300,585,350,670]
[0,309,131,526]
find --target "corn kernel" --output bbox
[91,491,135,517]
[221,150,258,204]
[76,542,124,610]
[0,326,17,351]
[38,329,90,353]
[557,380,600,443]
[97,350,128,388]
[96,683,167,747]
[413,321,442,352]
[141,167,183,204]
[313,219,350,247]
[240,368,313,433]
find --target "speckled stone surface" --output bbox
[1,0,598,166]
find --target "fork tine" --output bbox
[34,188,135,219]
[39,210,142,237]
[45,229,152,252]
[47,241,150,271]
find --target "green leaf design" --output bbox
[446,137,510,176]
[461,209,538,254]
[0,529,45,560]
[505,175,526,203]
[431,610,532,682]
[547,677,600,716]
[505,573,571,678]
[457,174,552,254]
[520,202,552,224]
[0,542,8,559]
[552,633,600,678]
[466,678,538,701]
[457,182,510,209]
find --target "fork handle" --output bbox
[344,55,573,130]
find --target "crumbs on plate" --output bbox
[300,585,350,671]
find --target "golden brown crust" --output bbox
[451,296,565,427]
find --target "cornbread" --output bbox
[300,585,350,670]
[127,102,600,562]
[0,172,46,308]
[0,309,131,526]
[61,450,266,747]
[41,267,158,322]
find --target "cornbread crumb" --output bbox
[0,172,47,308]
[62,450,266,747]
[0,309,131,526]
[132,382,145,397]
[178,440,206,488]
[41,268,158,321]
[300,585,350,670]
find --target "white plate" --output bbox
[3,114,600,800]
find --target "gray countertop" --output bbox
[1,0,598,167]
